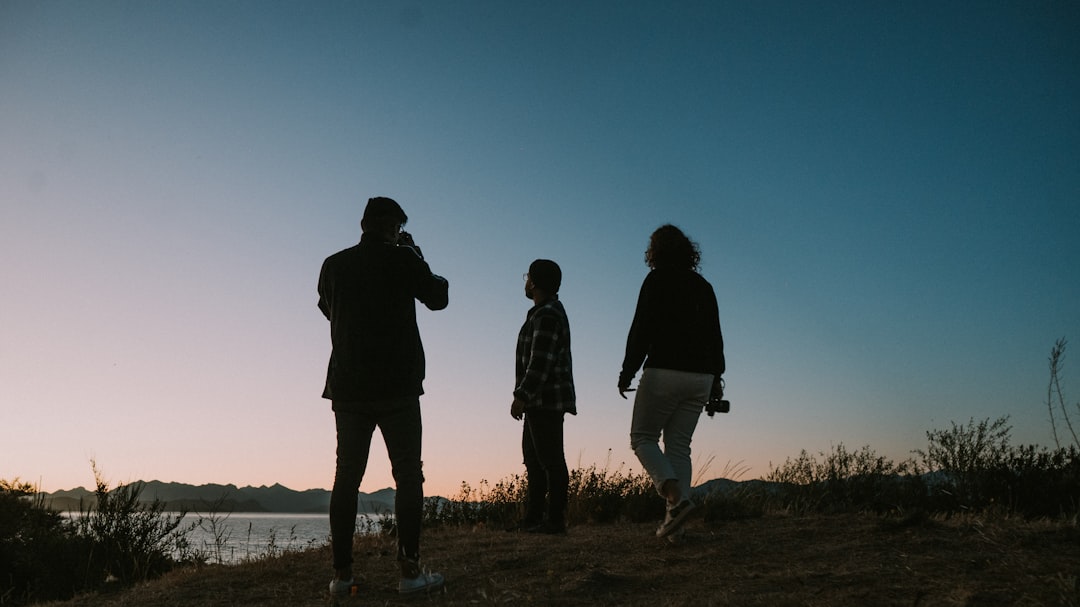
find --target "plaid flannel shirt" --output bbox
[514,297,576,415]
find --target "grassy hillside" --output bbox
[7,412,1079,605]
[35,513,1080,606]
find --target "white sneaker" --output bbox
[656,499,695,538]
[398,570,445,595]
[329,578,356,597]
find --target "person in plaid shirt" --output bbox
[509,259,576,534]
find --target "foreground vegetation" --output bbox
[4,339,1079,605]
[4,415,1078,606]
[30,512,1080,607]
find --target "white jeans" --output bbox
[630,368,713,501]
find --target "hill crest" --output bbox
[37,481,395,514]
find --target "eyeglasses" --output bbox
[522,273,530,282]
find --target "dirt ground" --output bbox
[39,512,1080,606]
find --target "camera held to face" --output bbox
[396,230,426,260]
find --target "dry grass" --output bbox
[37,513,1080,606]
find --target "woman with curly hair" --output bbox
[618,224,726,538]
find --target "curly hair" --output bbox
[644,224,701,271]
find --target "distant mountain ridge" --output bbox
[38,481,395,514]
[38,477,776,514]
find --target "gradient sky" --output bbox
[2,1,1078,498]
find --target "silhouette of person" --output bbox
[509,259,576,534]
[318,196,448,597]
[618,224,725,539]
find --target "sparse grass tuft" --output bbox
[412,459,662,530]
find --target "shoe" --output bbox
[328,577,357,597]
[525,521,567,535]
[398,559,445,595]
[656,499,695,538]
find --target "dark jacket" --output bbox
[318,234,448,402]
[515,297,576,414]
[619,268,724,386]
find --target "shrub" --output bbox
[765,444,923,515]
[420,478,525,529]
[915,416,1014,511]
[1003,444,1080,516]
[0,480,91,605]
[568,464,659,524]
[69,466,188,586]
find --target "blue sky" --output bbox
[2,1,1078,496]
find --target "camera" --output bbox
[397,230,426,259]
[706,396,730,417]
[705,377,728,417]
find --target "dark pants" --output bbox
[522,408,568,525]
[330,398,424,570]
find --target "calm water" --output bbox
[180,512,332,564]
[67,512,386,565]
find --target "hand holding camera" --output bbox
[397,230,424,259]
[706,396,730,417]
[706,377,730,417]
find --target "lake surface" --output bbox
[180,512,333,564]
[68,511,386,565]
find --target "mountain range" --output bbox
[37,481,395,514]
[36,477,777,514]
